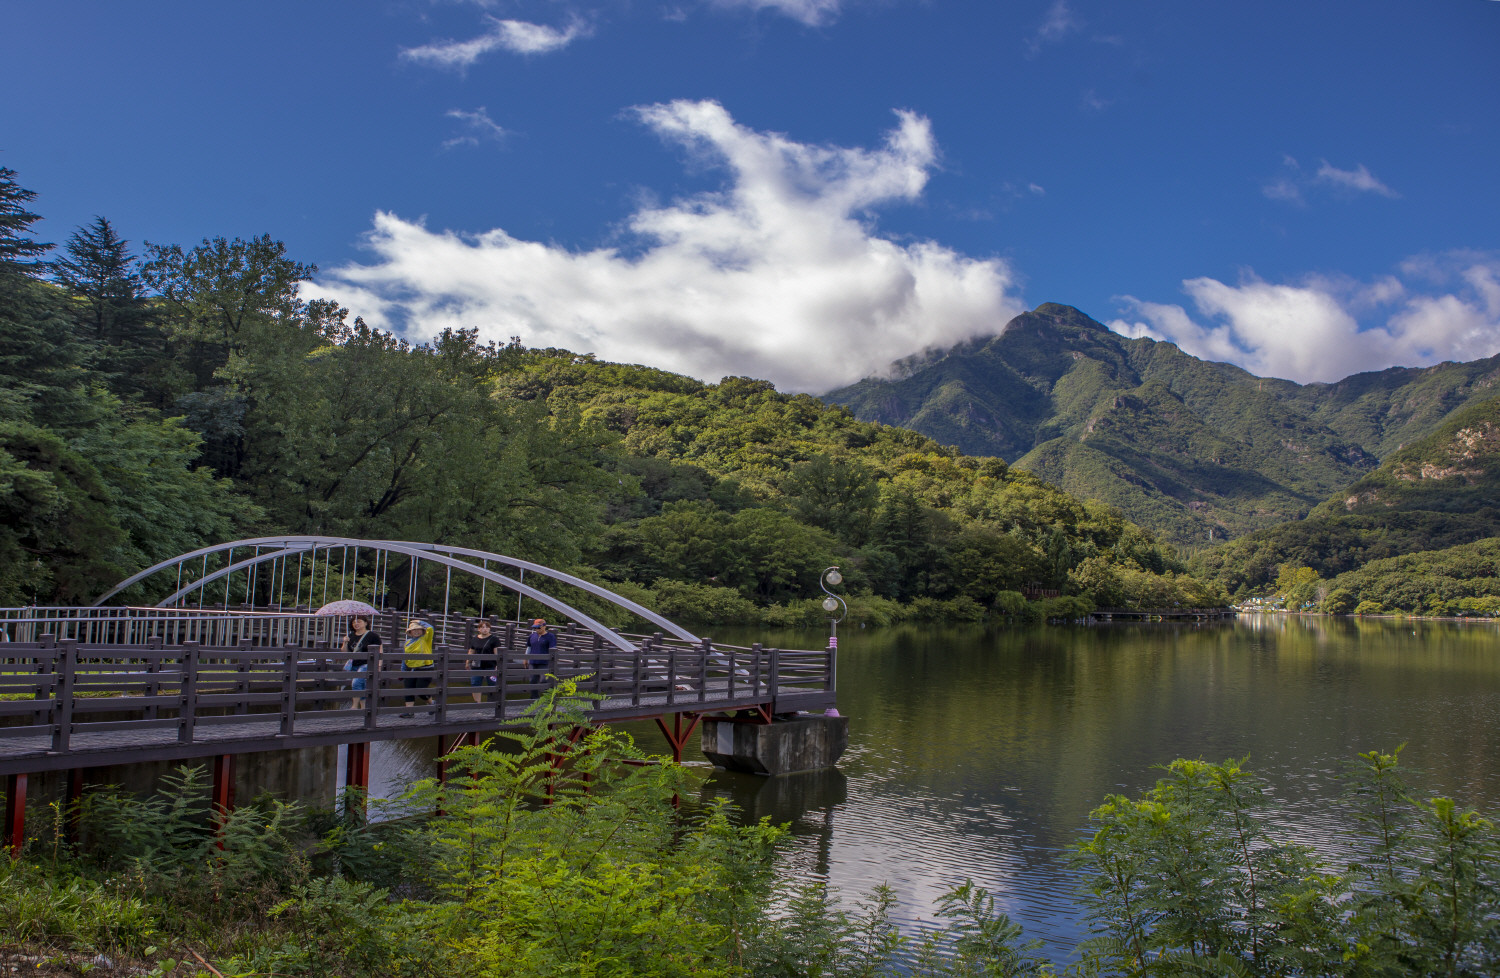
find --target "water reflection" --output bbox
[339,618,1500,959]
[703,618,1500,956]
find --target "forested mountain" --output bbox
[0,167,1223,622]
[827,303,1500,547]
[1192,393,1500,603]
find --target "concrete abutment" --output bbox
[700,714,848,775]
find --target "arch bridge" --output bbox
[0,537,839,852]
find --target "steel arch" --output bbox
[93,535,700,647]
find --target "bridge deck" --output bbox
[0,609,836,776]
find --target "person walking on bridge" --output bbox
[342,614,381,710]
[401,619,435,716]
[527,618,556,699]
[468,619,501,703]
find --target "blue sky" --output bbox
[3,0,1497,390]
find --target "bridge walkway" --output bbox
[0,607,836,851]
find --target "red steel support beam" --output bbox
[345,741,371,793]
[344,741,372,820]
[4,773,25,858]
[544,725,588,803]
[211,754,236,848]
[437,730,479,785]
[654,712,703,764]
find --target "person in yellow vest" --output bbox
[400,619,435,717]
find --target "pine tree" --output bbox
[52,216,148,345]
[0,166,52,276]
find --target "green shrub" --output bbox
[992,590,1027,617]
[1072,749,1500,977]
[1039,594,1094,621]
[939,595,988,623]
[1322,586,1357,615]
[845,592,904,626]
[761,598,827,627]
[649,578,761,624]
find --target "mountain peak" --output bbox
[1028,303,1109,332]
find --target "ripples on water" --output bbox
[362,616,1500,962]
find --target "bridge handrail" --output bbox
[0,624,835,775]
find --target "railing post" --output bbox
[666,638,677,707]
[179,642,200,744]
[314,652,328,711]
[32,634,55,728]
[751,643,763,698]
[51,640,75,754]
[592,633,604,698]
[632,641,645,707]
[144,636,162,721]
[768,647,780,704]
[279,644,297,737]
[727,643,737,699]
[698,638,710,704]
[364,651,381,731]
[495,645,509,721]
[235,639,252,715]
[436,646,451,726]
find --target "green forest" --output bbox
[0,167,1223,624]
[9,161,1500,623]
[1192,393,1500,615]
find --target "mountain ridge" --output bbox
[827,303,1500,545]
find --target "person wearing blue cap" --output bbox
[526,618,556,699]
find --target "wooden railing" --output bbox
[0,609,837,776]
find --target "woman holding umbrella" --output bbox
[341,614,382,710]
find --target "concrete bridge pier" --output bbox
[700,714,848,776]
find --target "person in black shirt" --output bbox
[467,619,501,703]
[341,615,382,710]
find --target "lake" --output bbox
[361,614,1500,960]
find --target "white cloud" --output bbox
[1081,88,1112,112]
[1263,155,1398,204]
[709,0,843,27]
[1028,0,1081,54]
[442,107,509,149]
[401,16,588,68]
[1261,178,1302,204]
[313,101,1023,392]
[1108,255,1500,383]
[1315,160,1399,198]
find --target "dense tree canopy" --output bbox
[2,166,1219,620]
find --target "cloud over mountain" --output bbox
[314,101,1022,392]
[1110,254,1500,383]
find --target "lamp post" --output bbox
[820,567,845,713]
[820,566,846,650]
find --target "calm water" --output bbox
[362,615,1500,959]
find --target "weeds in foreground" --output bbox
[3,705,1497,977]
